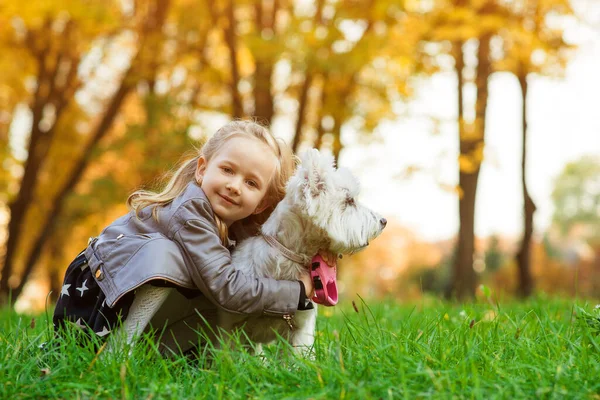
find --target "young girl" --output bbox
[53,120,317,344]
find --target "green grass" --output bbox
[2,295,600,399]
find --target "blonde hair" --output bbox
[127,120,297,244]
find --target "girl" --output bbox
[53,120,317,345]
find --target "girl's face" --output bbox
[196,136,278,226]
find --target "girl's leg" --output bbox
[109,285,173,347]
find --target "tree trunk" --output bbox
[331,116,342,166]
[1,45,49,295]
[314,124,325,150]
[445,40,465,299]
[11,78,135,301]
[447,33,492,300]
[313,113,326,151]
[9,0,171,302]
[452,170,479,299]
[0,23,78,299]
[251,1,277,124]
[515,69,536,298]
[46,237,63,304]
[253,62,274,123]
[48,267,61,305]
[224,0,244,118]
[291,73,313,151]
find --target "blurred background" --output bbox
[0,0,599,312]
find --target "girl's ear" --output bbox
[253,198,271,215]
[195,157,207,183]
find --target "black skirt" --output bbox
[53,251,135,340]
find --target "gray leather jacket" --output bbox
[84,182,301,317]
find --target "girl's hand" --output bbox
[299,271,314,298]
[318,249,338,267]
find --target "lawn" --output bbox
[1,294,600,399]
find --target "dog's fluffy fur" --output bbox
[220,149,386,352]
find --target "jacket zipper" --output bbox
[283,314,295,331]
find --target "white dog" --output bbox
[219,149,387,353]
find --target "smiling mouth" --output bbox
[219,194,238,205]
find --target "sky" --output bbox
[335,14,600,242]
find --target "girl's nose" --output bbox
[227,179,241,194]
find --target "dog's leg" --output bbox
[290,307,317,358]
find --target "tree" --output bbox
[484,235,504,272]
[498,0,574,297]
[427,0,510,299]
[0,0,178,303]
[0,0,121,301]
[551,156,600,244]
[11,0,174,302]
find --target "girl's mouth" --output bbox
[219,194,238,205]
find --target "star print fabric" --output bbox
[53,251,134,341]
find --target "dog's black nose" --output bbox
[380,218,387,227]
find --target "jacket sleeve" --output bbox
[167,198,301,316]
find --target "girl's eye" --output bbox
[246,180,258,188]
[222,167,233,174]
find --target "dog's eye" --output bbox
[346,197,355,206]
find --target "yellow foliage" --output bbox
[459,118,484,141]
[237,46,255,77]
[440,183,464,199]
[1,0,120,35]
[458,154,478,173]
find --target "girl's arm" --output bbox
[169,198,306,317]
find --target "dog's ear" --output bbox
[306,170,326,198]
[293,149,335,217]
[300,149,334,199]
